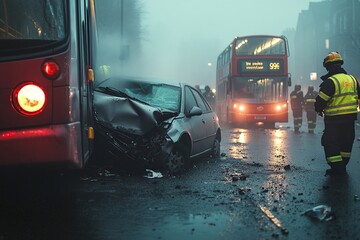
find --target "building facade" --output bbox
[292,0,360,89]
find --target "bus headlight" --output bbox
[233,103,245,111]
[275,103,287,111]
[13,83,46,115]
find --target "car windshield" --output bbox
[97,78,181,112]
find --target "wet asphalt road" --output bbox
[0,119,360,240]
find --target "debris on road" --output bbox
[98,169,116,177]
[304,204,335,221]
[354,195,359,201]
[232,173,250,181]
[238,187,252,195]
[284,164,291,170]
[144,169,163,178]
[225,170,250,182]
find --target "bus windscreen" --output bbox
[0,0,65,42]
[0,0,66,60]
[235,36,286,56]
[231,76,288,103]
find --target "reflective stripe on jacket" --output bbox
[320,74,358,116]
[304,91,318,111]
[290,90,303,110]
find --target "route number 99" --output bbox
[269,62,280,70]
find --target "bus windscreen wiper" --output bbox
[97,86,129,97]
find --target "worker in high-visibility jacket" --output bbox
[303,86,318,133]
[290,84,304,133]
[315,52,360,176]
[99,64,111,78]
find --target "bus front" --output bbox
[0,0,91,168]
[229,35,290,126]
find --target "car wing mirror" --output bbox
[187,106,202,117]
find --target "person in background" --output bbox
[203,85,215,108]
[303,85,318,133]
[195,84,201,92]
[315,52,360,176]
[290,84,304,133]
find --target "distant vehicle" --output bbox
[93,77,221,174]
[0,0,97,168]
[215,35,291,127]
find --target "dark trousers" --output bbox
[306,110,317,132]
[321,121,355,169]
[292,108,303,131]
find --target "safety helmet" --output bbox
[308,85,314,92]
[295,84,301,91]
[323,52,343,67]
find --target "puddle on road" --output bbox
[133,212,254,239]
[228,128,248,159]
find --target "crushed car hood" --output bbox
[94,91,170,135]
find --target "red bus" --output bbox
[0,0,97,168]
[215,35,291,127]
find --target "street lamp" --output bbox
[325,39,330,49]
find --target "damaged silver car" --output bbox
[93,77,221,174]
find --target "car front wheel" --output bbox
[164,143,190,174]
[210,137,221,158]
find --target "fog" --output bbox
[96,0,323,87]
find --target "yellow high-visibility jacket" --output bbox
[318,73,358,116]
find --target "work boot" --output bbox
[325,167,347,176]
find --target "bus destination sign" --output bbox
[237,59,284,74]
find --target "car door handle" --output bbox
[202,119,206,124]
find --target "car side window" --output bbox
[191,88,210,113]
[185,86,198,115]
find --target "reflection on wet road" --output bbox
[0,120,360,239]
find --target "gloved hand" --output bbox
[317,111,324,117]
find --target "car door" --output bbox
[190,88,217,151]
[184,86,207,155]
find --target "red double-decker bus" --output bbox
[215,35,291,127]
[0,0,97,168]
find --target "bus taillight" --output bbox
[42,60,60,79]
[13,83,46,116]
